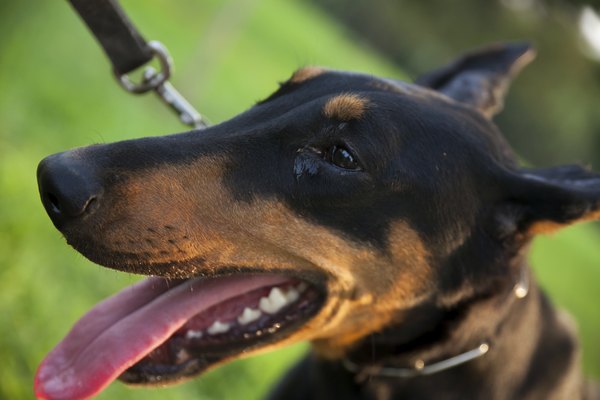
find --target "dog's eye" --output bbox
[326,145,361,170]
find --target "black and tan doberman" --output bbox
[35,42,600,399]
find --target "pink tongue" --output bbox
[34,274,289,400]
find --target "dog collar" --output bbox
[342,266,529,380]
[342,342,491,379]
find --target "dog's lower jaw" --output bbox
[272,270,587,400]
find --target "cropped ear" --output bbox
[494,165,600,238]
[416,42,536,118]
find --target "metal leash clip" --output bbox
[114,41,207,129]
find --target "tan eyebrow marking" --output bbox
[323,94,370,121]
[289,66,327,83]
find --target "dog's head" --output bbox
[35,43,600,399]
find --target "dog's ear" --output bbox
[493,165,600,238]
[416,42,536,118]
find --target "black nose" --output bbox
[37,152,103,228]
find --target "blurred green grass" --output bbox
[0,1,597,399]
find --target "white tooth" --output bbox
[259,296,274,314]
[297,282,308,293]
[269,287,288,306]
[185,330,203,340]
[261,287,288,314]
[207,320,230,335]
[237,307,262,325]
[285,288,300,303]
[259,295,286,314]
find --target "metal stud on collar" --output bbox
[513,263,530,299]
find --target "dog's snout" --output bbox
[37,152,103,228]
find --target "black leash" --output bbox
[67,0,208,129]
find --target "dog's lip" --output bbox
[34,271,327,400]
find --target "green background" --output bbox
[1,1,598,399]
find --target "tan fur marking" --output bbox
[323,94,369,121]
[313,222,432,358]
[289,66,326,83]
[529,208,600,235]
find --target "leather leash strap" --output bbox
[66,0,207,129]
[67,0,153,75]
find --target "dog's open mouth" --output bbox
[34,273,325,400]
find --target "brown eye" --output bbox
[327,145,360,170]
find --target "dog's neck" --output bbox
[308,262,584,400]
[341,264,528,380]
[342,262,527,378]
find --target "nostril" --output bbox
[83,196,98,214]
[46,192,62,214]
[43,190,100,218]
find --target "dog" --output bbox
[35,42,600,399]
